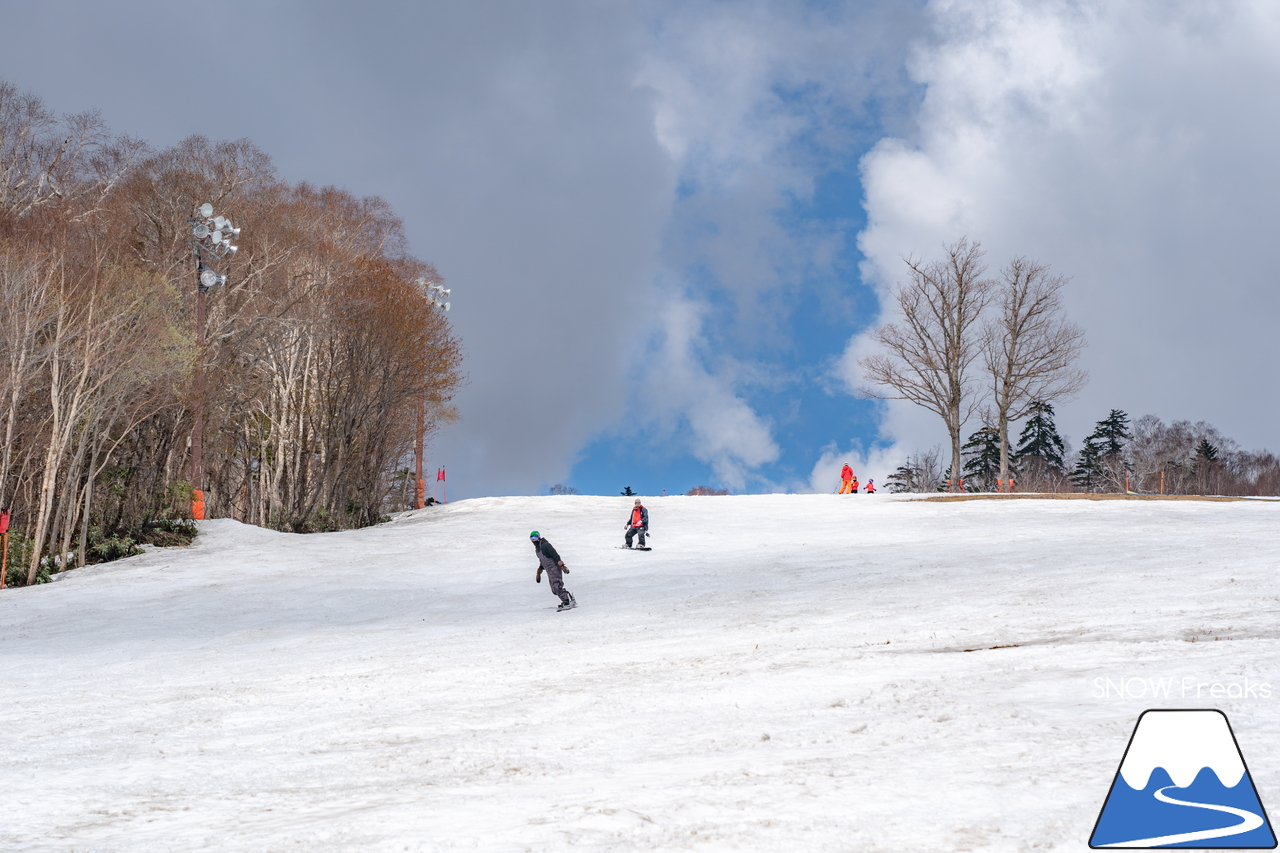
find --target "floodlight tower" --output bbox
[414,279,451,509]
[186,203,240,520]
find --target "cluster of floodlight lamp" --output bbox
[420,278,451,311]
[188,202,242,293]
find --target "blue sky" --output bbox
[567,159,885,497]
[1,1,1277,499]
[555,5,925,497]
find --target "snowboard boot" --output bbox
[557,593,577,612]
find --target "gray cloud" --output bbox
[0,2,676,496]
[1,2,988,498]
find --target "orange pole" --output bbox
[0,508,8,588]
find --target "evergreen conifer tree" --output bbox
[1072,410,1131,492]
[1093,409,1131,490]
[1092,409,1132,458]
[884,448,944,493]
[1193,437,1222,495]
[962,427,1002,491]
[1014,401,1066,471]
[885,464,918,494]
[1070,436,1104,491]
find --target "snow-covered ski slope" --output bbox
[3,493,1280,852]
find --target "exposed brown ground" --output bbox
[919,492,1274,503]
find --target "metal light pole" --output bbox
[415,280,451,509]
[187,203,240,520]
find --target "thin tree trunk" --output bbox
[998,411,1011,485]
[28,312,66,583]
[57,416,93,570]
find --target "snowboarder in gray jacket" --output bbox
[624,498,649,548]
[531,531,575,611]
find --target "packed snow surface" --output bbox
[3,493,1280,851]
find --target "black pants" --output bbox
[543,563,569,600]
[625,526,646,547]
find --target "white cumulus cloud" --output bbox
[854,0,1280,453]
[637,295,781,491]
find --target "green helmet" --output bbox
[529,531,540,539]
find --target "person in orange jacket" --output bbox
[864,479,876,494]
[839,463,856,494]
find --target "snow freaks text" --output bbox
[1093,677,1273,700]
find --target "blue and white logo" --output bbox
[1091,709,1276,848]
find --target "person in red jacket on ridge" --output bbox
[864,479,876,494]
[839,463,856,494]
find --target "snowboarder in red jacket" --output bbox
[864,479,876,494]
[624,498,649,548]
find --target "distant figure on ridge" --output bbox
[864,479,876,494]
[530,531,575,611]
[839,463,856,494]
[624,498,650,549]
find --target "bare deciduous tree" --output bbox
[982,257,1087,485]
[0,76,466,584]
[860,238,993,491]
[1128,416,1241,495]
[884,446,945,493]
[0,80,146,221]
[0,245,57,508]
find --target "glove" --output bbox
[559,561,569,573]
[536,567,542,583]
